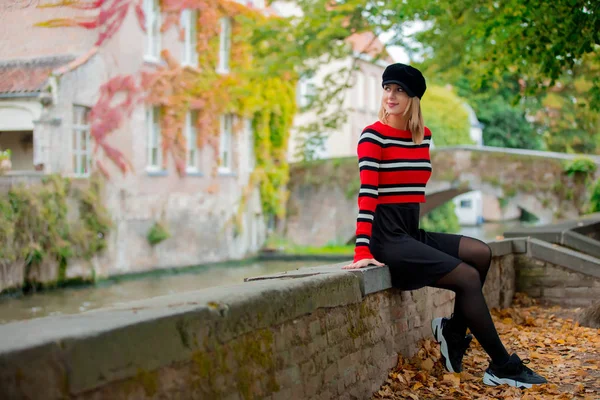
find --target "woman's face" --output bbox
[382,83,410,115]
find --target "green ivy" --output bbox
[0,174,112,292]
[147,222,171,246]
[589,179,600,214]
[563,157,597,177]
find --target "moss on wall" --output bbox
[0,174,112,293]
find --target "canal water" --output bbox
[0,220,528,325]
[0,258,329,325]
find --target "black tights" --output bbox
[433,237,510,365]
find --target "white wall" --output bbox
[453,190,483,226]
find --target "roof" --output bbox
[0,56,75,95]
[347,32,394,64]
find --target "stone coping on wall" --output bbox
[0,273,363,395]
[247,239,528,296]
[505,213,600,260]
[433,145,600,164]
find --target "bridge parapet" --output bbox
[285,147,598,247]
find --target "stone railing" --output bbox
[0,237,598,399]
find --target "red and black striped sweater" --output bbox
[354,121,432,262]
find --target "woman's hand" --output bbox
[342,258,385,270]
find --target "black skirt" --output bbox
[370,203,463,290]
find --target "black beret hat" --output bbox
[381,63,427,99]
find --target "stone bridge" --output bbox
[284,145,600,247]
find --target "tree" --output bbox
[421,85,472,146]
[256,0,599,153]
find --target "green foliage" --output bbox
[147,222,170,246]
[0,175,112,290]
[421,85,472,146]
[256,0,599,154]
[563,157,597,177]
[472,95,543,150]
[419,201,460,234]
[589,179,600,213]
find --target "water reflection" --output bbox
[458,220,530,242]
[0,259,328,324]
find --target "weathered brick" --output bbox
[300,359,317,377]
[323,362,339,383]
[275,366,302,388]
[326,326,348,345]
[316,390,334,400]
[271,384,305,400]
[325,310,346,330]
[308,319,322,338]
[408,315,422,330]
[342,366,358,388]
[395,318,408,333]
[305,374,324,397]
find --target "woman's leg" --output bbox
[447,237,493,336]
[433,262,510,366]
[420,233,493,337]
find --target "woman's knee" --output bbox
[460,237,492,268]
[456,262,483,292]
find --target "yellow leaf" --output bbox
[412,382,423,391]
[442,373,461,387]
[421,358,434,372]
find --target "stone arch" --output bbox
[0,102,41,131]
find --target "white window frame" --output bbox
[218,114,233,173]
[146,107,162,171]
[72,105,91,177]
[185,111,200,172]
[180,9,198,67]
[217,17,232,74]
[246,118,255,171]
[144,0,161,61]
[297,78,316,108]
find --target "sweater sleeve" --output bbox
[353,130,382,262]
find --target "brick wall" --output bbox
[515,254,600,307]
[0,251,516,400]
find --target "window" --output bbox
[246,118,255,171]
[146,107,162,170]
[185,111,199,171]
[180,9,198,66]
[356,72,365,109]
[144,0,161,60]
[219,114,233,172]
[368,75,378,112]
[297,78,316,108]
[218,17,232,73]
[72,105,91,177]
[460,199,473,209]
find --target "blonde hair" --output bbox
[378,97,425,144]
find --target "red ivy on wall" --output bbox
[37,0,145,46]
[90,75,139,177]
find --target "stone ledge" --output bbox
[563,230,600,259]
[246,262,392,296]
[0,273,362,395]
[488,238,527,256]
[528,238,600,279]
[247,239,525,296]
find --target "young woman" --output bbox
[342,63,547,388]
